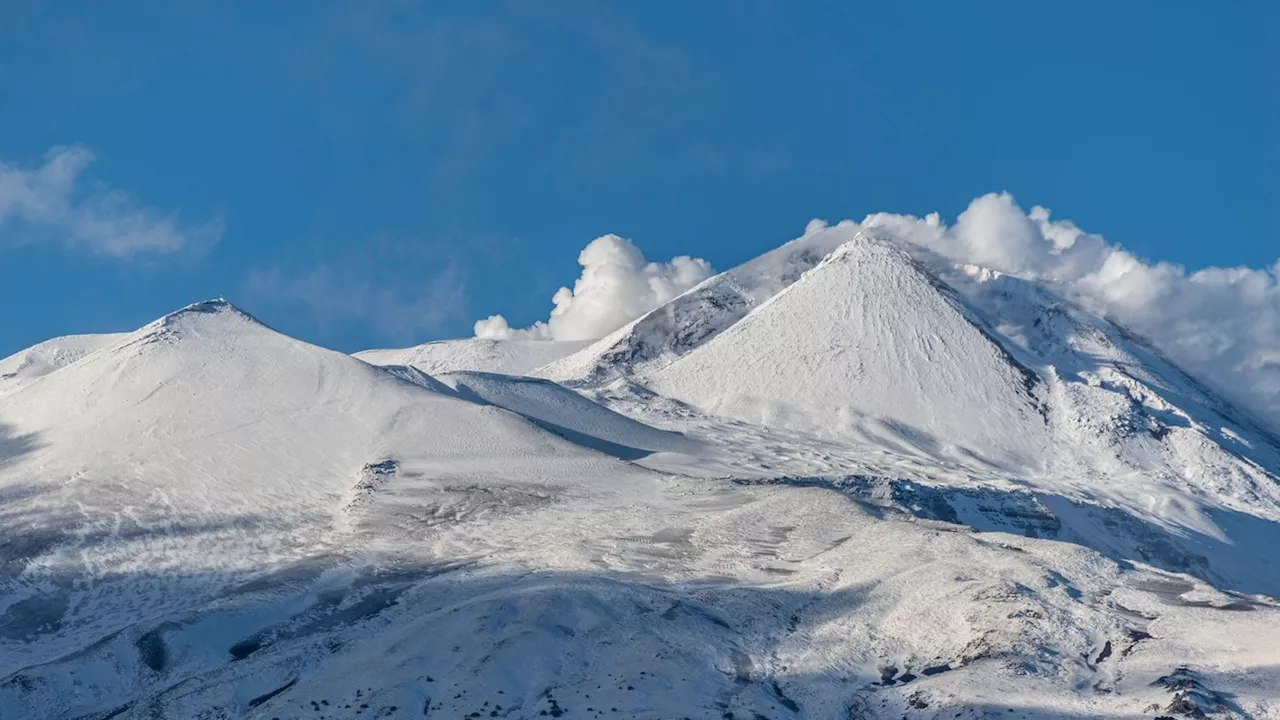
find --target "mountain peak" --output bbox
[539,222,860,383]
[160,298,257,322]
[135,298,269,341]
[646,229,1051,468]
[173,297,234,312]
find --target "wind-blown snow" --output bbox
[474,233,714,341]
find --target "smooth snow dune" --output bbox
[356,337,590,376]
[647,235,1051,470]
[0,331,127,395]
[436,370,701,459]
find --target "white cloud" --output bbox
[247,256,467,343]
[0,145,220,258]
[475,234,713,341]
[862,192,1280,430]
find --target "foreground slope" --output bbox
[5,456,1278,719]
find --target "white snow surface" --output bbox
[355,338,590,377]
[3,226,1280,719]
[0,332,127,394]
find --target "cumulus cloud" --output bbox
[0,145,220,258]
[475,234,713,341]
[861,192,1280,430]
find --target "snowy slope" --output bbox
[356,337,590,376]
[0,332,127,395]
[6,465,1278,719]
[646,235,1051,471]
[937,259,1280,470]
[939,260,1280,504]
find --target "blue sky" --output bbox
[1,1,1276,358]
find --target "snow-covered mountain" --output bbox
[647,236,1051,469]
[4,228,1280,718]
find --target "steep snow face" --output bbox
[539,221,859,383]
[0,332,127,395]
[355,338,590,376]
[647,236,1051,471]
